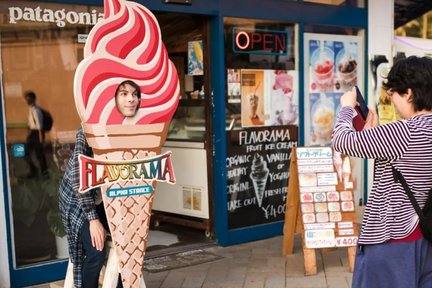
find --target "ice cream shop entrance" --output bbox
[146,12,216,249]
[0,1,214,285]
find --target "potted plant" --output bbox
[42,167,69,259]
[12,178,47,227]
[11,176,54,263]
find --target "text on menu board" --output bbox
[297,147,332,159]
[296,147,358,249]
[226,126,298,229]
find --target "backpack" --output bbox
[40,108,53,132]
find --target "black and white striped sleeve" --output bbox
[331,106,410,160]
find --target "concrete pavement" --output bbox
[39,234,353,288]
[142,235,353,288]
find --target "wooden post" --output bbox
[347,246,356,272]
[282,148,300,255]
[303,247,317,276]
[283,148,318,274]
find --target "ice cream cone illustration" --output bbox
[73,0,180,287]
[333,151,343,182]
[342,156,351,185]
[250,153,269,207]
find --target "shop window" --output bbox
[301,26,365,207]
[156,13,208,142]
[223,17,299,230]
[224,17,297,130]
[0,0,102,267]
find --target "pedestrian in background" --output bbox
[332,56,432,288]
[24,90,48,177]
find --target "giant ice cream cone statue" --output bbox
[73,0,180,287]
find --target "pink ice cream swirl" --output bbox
[74,0,180,125]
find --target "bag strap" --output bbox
[391,165,426,222]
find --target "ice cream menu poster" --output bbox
[226,126,298,229]
[296,147,358,248]
[303,33,363,147]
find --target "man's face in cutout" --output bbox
[115,83,140,117]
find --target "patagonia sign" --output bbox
[78,151,176,193]
[8,6,103,28]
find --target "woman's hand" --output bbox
[89,219,106,251]
[363,108,379,129]
[340,86,357,108]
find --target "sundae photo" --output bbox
[311,93,335,145]
[241,71,265,127]
[312,105,335,145]
[337,53,358,90]
[249,153,269,207]
[271,70,298,125]
[311,46,335,92]
[248,92,259,119]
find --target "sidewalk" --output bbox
[143,235,353,288]
[41,234,353,288]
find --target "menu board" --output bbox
[227,126,298,229]
[296,147,358,248]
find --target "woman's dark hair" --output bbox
[382,56,432,112]
[115,80,141,112]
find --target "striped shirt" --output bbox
[59,128,99,288]
[332,107,432,245]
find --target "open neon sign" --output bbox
[232,27,288,55]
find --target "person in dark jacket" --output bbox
[24,90,48,177]
[59,80,140,288]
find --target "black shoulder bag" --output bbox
[392,166,432,243]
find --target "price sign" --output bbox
[335,236,358,247]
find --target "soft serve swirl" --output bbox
[74,0,180,125]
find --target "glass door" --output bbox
[219,17,300,245]
[0,1,102,286]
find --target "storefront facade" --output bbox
[0,0,367,286]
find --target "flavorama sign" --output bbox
[8,6,104,27]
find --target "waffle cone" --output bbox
[82,122,169,288]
